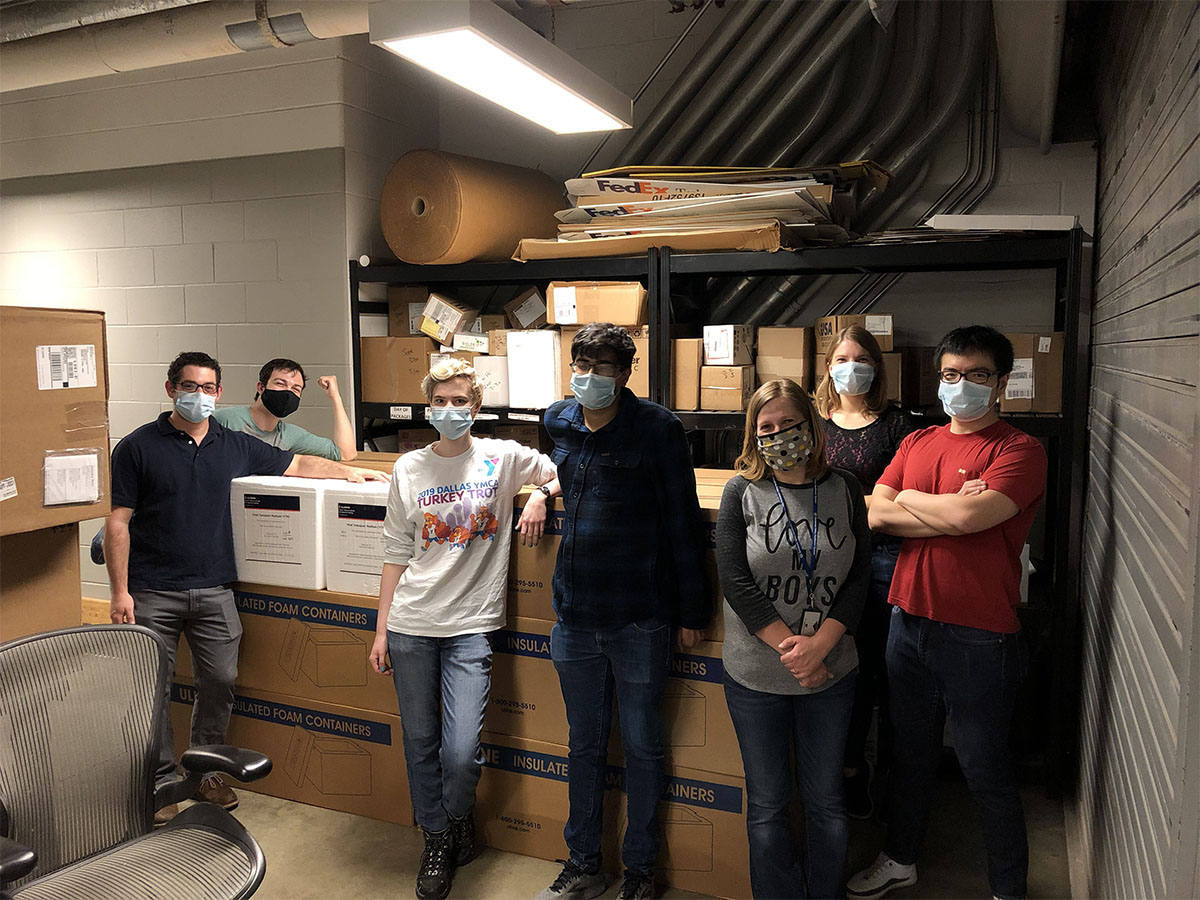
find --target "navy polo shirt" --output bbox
[110,412,294,591]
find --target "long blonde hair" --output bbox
[813,325,889,417]
[735,379,828,482]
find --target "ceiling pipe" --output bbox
[763,51,852,167]
[722,2,871,167]
[0,1,368,93]
[646,0,803,164]
[0,0,212,43]
[681,0,844,165]
[608,0,768,168]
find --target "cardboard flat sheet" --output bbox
[513,223,792,261]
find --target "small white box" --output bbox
[506,331,562,409]
[473,356,510,408]
[231,476,328,590]
[322,481,391,597]
[453,332,489,353]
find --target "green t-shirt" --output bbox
[212,405,342,460]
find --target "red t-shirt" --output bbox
[876,420,1047,632]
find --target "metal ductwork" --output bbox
[0,1,369,93]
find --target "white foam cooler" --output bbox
[322,481,391,596]
[230,476,328,589]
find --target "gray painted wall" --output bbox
[1072,2,1200,897]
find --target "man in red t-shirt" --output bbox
[848,326,1046,900]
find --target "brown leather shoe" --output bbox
[154,803,180,827]
[193,774,238,810]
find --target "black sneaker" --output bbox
[617,868,655,900]
[416,827,454,900]
[449,810,478,867]
[533,859,608,900]
[844,763,873,820]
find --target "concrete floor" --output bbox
[223,768,1072,900]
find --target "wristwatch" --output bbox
[537,484,553,500]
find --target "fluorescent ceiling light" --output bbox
[369,0,633,135]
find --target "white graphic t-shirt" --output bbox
[382,438,555,637]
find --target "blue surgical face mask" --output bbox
[429,406,473,440]
[570,372,618,410]
[174,390,215,423]
[830,361,875,396]
[938,379,995,422]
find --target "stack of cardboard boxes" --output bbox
[0,307,111,642]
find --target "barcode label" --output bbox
[0,477,16,501]
[36,345,97,390]
[1005,358,1035,400]
[865,315,893,336]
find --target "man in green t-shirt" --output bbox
[212,358,357,461]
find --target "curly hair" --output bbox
[421,357,483,408]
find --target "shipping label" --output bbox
[36,344,97,390]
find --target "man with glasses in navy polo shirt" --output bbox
[103,351,388,825]
[534,323,712,900]
[848,326,1046,900]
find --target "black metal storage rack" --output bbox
[348,228,1090,790]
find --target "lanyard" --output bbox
[772,476,819,607]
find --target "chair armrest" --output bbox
[0,835,37,884]
[156,745,273,807]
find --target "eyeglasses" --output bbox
[174,380,220,395]
[938,369,997,385]
[571,360,621,378]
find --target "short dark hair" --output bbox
[167,351,221,386]
[934,326,1015,376]
[570,323,636,370]
[258,358,307,389]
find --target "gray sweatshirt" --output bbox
[717,468,870,695]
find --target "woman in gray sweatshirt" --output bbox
[716,378,870,899]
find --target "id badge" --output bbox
[800,609,822,637]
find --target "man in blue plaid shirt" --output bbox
[534,323,712,900]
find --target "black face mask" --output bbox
[260,388,301,418]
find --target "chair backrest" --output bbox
[0,625,167,885]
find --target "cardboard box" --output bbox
[386,285,429,337]
[507,491,561,621]
[452,332,489,354]
[352,451,403,474]
[698,493,724,643]
[230,476,328,590]
[513,222,801,261]
[487,617,566,742]
[881,352,902,404]
[0,524,82,641]
[322,482,389,597]
[0,307,111,536]
[176,583,398,714]
[82,596,109,625]
[506,331,562,409]
[672,339,703,411]
[473,356,510,407]
[360,337,437,404]
[755,326,814,391]
[488,330,513,357]
[419,293,477,344]
[700,366,755,411]
[702,325,753,366]
[469,314,508,335]
[430,351,479,370]
[504,287,547,329]
[170,680,411,825]
[814,314,894,353]
[900,346,941,407]
[493,424,541,451]
[560,326,649,399]
[1002,332,1064,413]
[546,282,648,327]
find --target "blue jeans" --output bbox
[724,671,857,900]
[550,620,672,874]
[387,631,492,832]
[845,542,900,771]
[884,607,1029,899]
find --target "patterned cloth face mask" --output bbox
[756,421,815,471]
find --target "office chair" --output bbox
[0,625,272,899]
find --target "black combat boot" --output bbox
[416,827,454,900]
[449,810,478,867]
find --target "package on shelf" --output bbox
[230,476,329,590]
[360,337,436,404]
[881,352,902,403]
[503,287,547,329]
[560,325,649,399]
[469,314,508,334]
[473,356,510,407]
[702,324,753,366]
[814,313,894,353]
[452,332,489,353]
[386,285,429,337]
[755,326,814,391]
[430,350,479,370]
[1,524,81,641]
[672,339,703,411]
[1,306,111,536]
[322,482,390,597]
[1001,333,1064,413]
[488,330,513,357]
[419,293,477,344]
[546,281,648,327]
[506,331,562,409]
[700,365,755,411]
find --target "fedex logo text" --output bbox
[595,180,670,195]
